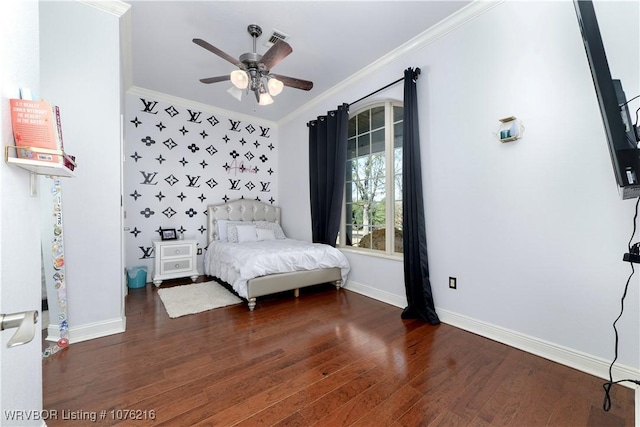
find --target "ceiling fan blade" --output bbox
[260,39,293,70]
[193,38,243,68]
[271,74,313,91]
[199,75,230,84]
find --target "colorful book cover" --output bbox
[10,99,62,163]
[53,104,75,170]
[53,104,64,151]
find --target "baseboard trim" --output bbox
[437,309,639,389]
[344,282,639,389]
[344,280,407,309]
[46,316,126,344]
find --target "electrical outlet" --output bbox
[449,277,457,289]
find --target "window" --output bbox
[338,101,403,255]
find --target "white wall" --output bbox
[279,0,640,376]
[0,1,43,425]
[40,2,126,341]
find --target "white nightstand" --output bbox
[152,239,199,286]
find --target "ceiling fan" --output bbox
[193,24,313,106]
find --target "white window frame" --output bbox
[338,100,403,258]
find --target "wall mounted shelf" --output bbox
[4,146,76,178]
[496,116,524,143]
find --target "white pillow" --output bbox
[256,228,276,241]
[236,225,258,243]
[254,221,286,239]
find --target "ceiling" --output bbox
[127,1,471,123]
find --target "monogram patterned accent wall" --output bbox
[124,94,278,276]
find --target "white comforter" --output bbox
[204,238,350,298]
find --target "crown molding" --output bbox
[278,0,503,127]
[127,86,278,127]
[75,0,131,17]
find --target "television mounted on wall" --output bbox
[574,0,640,199]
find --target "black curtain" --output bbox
[308,103,349,246]
[401,68,440,325]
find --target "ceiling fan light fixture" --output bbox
[230,69,249,89]
[195,23,313,108]
[227,86,244,101]
[267,77,284,96]
[258,91,274,106]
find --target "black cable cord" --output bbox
[602,196,640,411]
[619,93,640,108]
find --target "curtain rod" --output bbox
[348,67,420,107]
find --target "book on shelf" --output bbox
[52,104,75,171]
[9,98,75,170]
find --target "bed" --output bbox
[204,199,350,311]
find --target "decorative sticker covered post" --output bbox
[43,178,70,357]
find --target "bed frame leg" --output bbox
[294,288,300,298]
[334,280,341,290]
[248,298,256,311]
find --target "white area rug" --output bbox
[157,281,242,318]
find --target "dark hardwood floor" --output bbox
[43,277,635,426]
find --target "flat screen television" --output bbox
[574,0,640,199]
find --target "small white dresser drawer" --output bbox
[161,258,193,274]
[161,244,193,258]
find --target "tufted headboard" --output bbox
[207,199,281,244]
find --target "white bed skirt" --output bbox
[204,238,350,299]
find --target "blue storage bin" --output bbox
[127,266,147,289]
